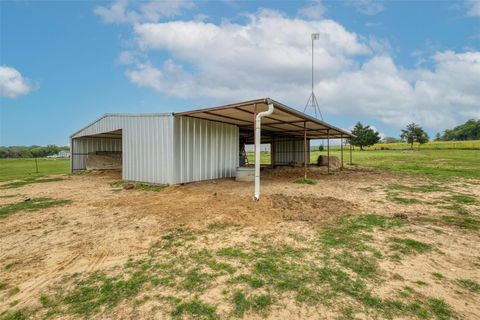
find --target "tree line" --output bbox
[435,119,480,141]
[0,145,69,159]
[350,118,479,150]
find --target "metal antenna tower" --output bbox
[304,33,323,120]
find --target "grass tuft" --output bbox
[217,247,247,259]
[1,177,64,189]
[60,271,149,316]
[1,310,28,320]
[440,215,480,231]
[135,183,168,192]
[387,183,445,193]
[294,177,317,185]
[449,194,477,205]
[456,278,480,293]
[387,192,421,204]
[171,299,218,320]
[389,238,433,255]
[0,198,71,218]
[111,180,167,191]
[431,272,445,280]
[232,291,273,317]
[427,298,454,320]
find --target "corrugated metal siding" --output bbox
[272,138,310,166]
[71,137,122,171]
[123,115,174,184]
[71,114,175,184]
[173,116,239,184]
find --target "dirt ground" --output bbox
[0,168,479,319]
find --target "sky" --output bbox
[0,0,479,146]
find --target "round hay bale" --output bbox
[317,155,341,170]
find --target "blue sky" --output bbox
[1,0,479,146]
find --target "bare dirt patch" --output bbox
[270,194,357,226]
[1,168,479,319]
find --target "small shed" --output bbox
[71,98,353,186]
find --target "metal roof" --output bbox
[70,113,172,138]
[175,98,353,139]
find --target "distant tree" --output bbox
[382,137,401,144]
[0,145,68,158]
[440,119,480,141]
[434,133,442,141]
[400,123,429,149]
[350,122,381,150]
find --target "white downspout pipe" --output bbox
[254,101,274,201]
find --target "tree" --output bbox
[350,122,381,150]
[0,145,68,158]
[440,119,480,141]
[400,123,429,149]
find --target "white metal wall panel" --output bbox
[122,115,175,184]
[173,116,239,184]
[272,138,310,166]
[71,137,122,171]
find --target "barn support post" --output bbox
[349,138,353,165]
[304,121,307,179]
[327,129,330,173]
[340,134,344,169]
[271,134,275,169]
[69,137,73,173]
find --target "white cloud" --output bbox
[194,13,209,22]
[116,51,136,65]
[94,0,195,24]
[466,0,480,16]
[127,9,370,101]
[316,52,480,129]
[346,0,384,15]
[299,0,327,20]
[94,0,133,24]
[103,8,479,132]
[0,66,34,99]
[125,60,195,97]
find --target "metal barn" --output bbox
[71,98,354,192]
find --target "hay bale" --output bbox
[86,153,122,170]
[317,155,341,170]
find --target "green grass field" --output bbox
[0,158,70,182]
[1,146,479,183]
[312,149,480,180]
[247,149,479,180]
[363,139,480,150]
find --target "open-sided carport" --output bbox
[176,98,354,199]
[70,98,354,199]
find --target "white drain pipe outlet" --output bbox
[254,101,274,201]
